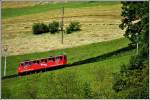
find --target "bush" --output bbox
[66,21,81,34]
[113,53,149,98]
[83,81,94,98]
[49,21,59,34]
[32,23,49,34]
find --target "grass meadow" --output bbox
[2,1,120,19]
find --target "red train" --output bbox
[18,55,67,75]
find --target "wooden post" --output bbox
[4,55,7,76]
[4,45,8,77]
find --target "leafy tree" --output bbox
[119,1,149,45]
[113,1,149,99]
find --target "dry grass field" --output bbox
[2,2,124,56]
[2,1,50,8]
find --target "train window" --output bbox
[56,56,61,61]
[56,57,58,60]
[64,55,67,60]
[29,61,33,65]
[24,61,32,66]
[48,58,52,61]
[60,56,62,60]
[33,60,36,63]
[48,57,54,62]
[20,63,24,66]
[41,59,44,62]
[57,56,62,60]
[45,59,47,63]
[41,59,47,63]
[52,58,55,61]
[24,62,29,66]
[37,60,40,64]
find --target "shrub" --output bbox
[113,54,149,98]
[49,21,59,34]
[32,23,49,34]
[66,21,81,34]
[83,81,94,98]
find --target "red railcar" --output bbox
[18,55,67,75]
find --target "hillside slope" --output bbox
[2,38,136,99]
[2,38,130,76]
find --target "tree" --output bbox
[119,1,149,45]
[113,1,149,99]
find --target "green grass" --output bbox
[2,50,134,99]
[2,38,135,98]
[2,38,129,77]
[2,1,120,19]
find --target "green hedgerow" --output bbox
[49,21,59,34]
[66,21,81,34]
[32,23,49,34]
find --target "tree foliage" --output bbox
[49,21,59,34]
[119,1,149,45]
[66,21,81,34]
[32,23,49,34]
[113,1,149,99]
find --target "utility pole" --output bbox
[61,7,64,44]
[4,45,8,77]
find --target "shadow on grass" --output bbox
[68,46,134,67]
[2,46,135,80]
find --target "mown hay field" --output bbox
[2,1,124,56]
[2,1,39,9]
